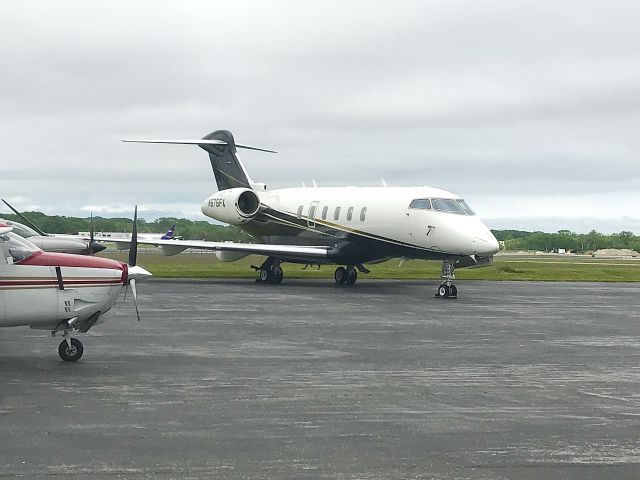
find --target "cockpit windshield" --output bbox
[409,198,475,215]
[1,232,41,263]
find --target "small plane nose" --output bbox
[89,241,107,254]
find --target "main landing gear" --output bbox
[435,259,457,299]
[334,264,368,286]
[253,256,284,284]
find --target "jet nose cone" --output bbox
[472,232,499,256]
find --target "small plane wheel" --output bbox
[58,338,83,362]
[334,266,346,284]
[345,266,358,285]
[449,285,458,297]
[272,266,283,284]
[437,284,450,298]
[259,268,272,283]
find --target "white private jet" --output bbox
[121,130,499,298]
[0,208,151,361]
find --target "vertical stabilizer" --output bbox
[199,130,252,191]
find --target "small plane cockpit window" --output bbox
[4,220,38,239]
[334,206,341,221]
[431,198,465,214]
[297,205,303,219]
[455,199,475,215]
[347,207,354,221]
[409,199,431,210]
[1,232,40,263]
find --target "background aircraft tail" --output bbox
[160,224,176,240]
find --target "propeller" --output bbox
[125,205,152,321]
[87,212,106,255]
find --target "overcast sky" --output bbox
[1,1,638,233]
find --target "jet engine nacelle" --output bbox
[201,188,261,225]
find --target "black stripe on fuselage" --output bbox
[242,205,457,264]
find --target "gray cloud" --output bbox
[1,0,638,232]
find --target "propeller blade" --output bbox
[130,278,141,322]
[1,199,48,236]
[90,212,95,243]
[86,211,107,254]
[128,206,138,266]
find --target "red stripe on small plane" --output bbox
[0,280,122,287]
[16,251,126,270]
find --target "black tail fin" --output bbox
[199,130,252,191]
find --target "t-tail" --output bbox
[160,224,176,240]
[122,130,276,192]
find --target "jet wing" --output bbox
[94,236,331,262]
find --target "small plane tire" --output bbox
[58,338,84,362]
[345,266,358,285]
[449,285,458,297]
[334,266,346,284]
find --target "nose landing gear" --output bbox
[436,259,458,299]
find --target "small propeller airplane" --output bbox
[1,199,106,255]
[119,130,499,298]
[0,207,151,361]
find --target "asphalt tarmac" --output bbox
[1,279,640,479]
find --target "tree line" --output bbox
[0,211,253,242]
[2,211,638,253]
[493,229,640,253]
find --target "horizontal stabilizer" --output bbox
[121,139,277,154]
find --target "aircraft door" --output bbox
[307,201,319,228]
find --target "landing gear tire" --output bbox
[334,266,346,284]
[272,266,283,284]
[436,283,458,299]
[259,268,272,283]
[345,266,358,286]
[58,338,83,362]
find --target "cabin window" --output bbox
[360,207,367,221]
[297,205,303,219]
[309,204,317,219]
[409,198,431,210]
[455,199,475,215]
[334,206,341,220]
[347,206,354,221]
[321,206,328,220]
[431,198,464,214]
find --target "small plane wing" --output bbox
[94,235,331,261]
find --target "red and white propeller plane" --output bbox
[0,208,151,361]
